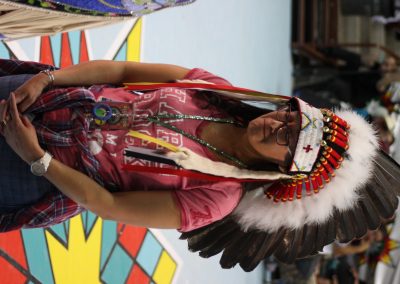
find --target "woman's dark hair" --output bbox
[195,91,272,126]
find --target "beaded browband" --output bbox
[265,103,351,203]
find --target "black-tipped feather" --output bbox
[187,220,238,252]
[336,209,356,243]
[180,151,400,271]
[314,222,334,253]
[358,188,382,230]
[238,232,276,271]
[220,231,257,269]
[297,224,318,258]
[347,206,368,239]
[374,150,400,189]
[274,229,303,263]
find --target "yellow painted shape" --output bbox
[45,215,103,284]
[153,250,177,284]
[127,18,142,62]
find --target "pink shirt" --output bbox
[54,69,243,232]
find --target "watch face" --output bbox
[31,162,46,176]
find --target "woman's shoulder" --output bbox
[184,68,232,86]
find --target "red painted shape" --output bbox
[60,33,73,68]
[0,256,26,284]
[126,264,150,284]
[40,36,54,65]
[79,31,89,63]
[303,145,313,153]
[0,231,27,269]
[117,223,124,233]
[119,226,147,258]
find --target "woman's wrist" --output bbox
[38,69,55,88]
[25,147,46,164]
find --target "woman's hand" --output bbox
[13,72,51,112]
[0,93,45,163]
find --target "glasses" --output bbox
[275,104,292,146]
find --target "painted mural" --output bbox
[0,19,180,284]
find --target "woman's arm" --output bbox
[45,158,181,228]
[52,60,190,86]
[0,93,181,229]
[14,61,190,112]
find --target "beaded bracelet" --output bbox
[39,69,55,88]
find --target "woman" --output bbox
[0,59,399,271]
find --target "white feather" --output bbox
[233,110,379,232]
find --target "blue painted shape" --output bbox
[50,33,62,67]
[136,232,162,275]
[100,220,118,270]
[22,229,54,284]
[85,211,98,236]
[113,42,127,61]
[47,223,67,245]
[101,244,133,284]
[0,42,10,59]
[65,219,69,233]
[68,30,81,65]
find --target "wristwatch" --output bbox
[30,152,53,176]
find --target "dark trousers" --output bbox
[0,74,54,212]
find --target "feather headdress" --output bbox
[125,82,400,272]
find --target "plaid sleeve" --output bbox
[0,191,84,232]
[0,59,55,77]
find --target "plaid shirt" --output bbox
[0,59,103,232]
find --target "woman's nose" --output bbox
[265,117,285,133]
[269,119,285,133]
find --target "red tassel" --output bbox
[265,184,279,199]
[288,183,296,201]
[274,186,285,202]
[329,122,348,136]
[281,187,290,202]
[315,172,323,189]
[329,136,348,150]
[332,113,350,129]
[331,130,348,142]
[318,166,330,182]
[311,174,319,193]
[321,158,335,176]
[326,146,344,162]
[296,180,303,199]
[324,152,339,168]
[304,178,312,196]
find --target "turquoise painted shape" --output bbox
[65,219,69,233]
[113,42,127,62]
[136,232,162,276]
[68,30,81,65]
[101,244,133,284]
[100,220,118,270]
[47,223,67,245]
[0,42,10,59]
[22,229,54,284]
[50,33,62,67]
[84,211,98,236]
